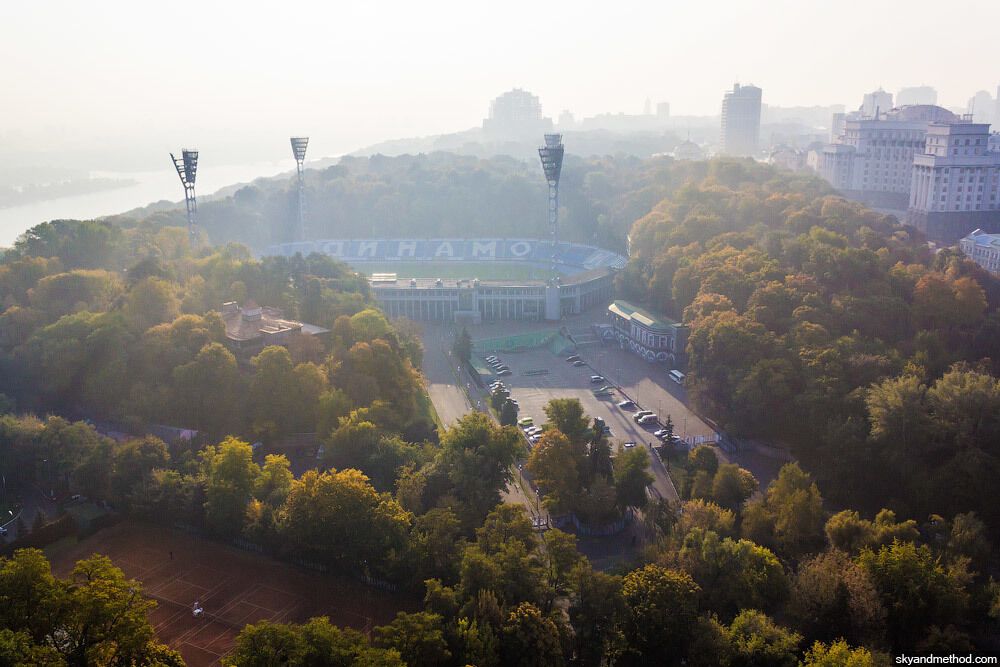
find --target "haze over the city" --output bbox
[3,0,999,170]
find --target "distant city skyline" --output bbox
[3,0,999,170]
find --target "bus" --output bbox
[669,370,685,385]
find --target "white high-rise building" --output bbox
[907,122,1000,242]
[720,83,762,157]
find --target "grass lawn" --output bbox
[662,447,693,498]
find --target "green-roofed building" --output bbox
[606,300,689,368]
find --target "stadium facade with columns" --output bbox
[265,238,626,323]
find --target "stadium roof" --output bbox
[608,300,683,332]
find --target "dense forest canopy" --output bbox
[620,159,1000,535]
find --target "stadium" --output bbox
[265,238,628,323]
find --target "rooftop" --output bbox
[964,229,1000,248]
[608,300,684,332]
[220,302,328,341]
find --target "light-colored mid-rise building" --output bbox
[907,123,1000,242]
[967,90,995,124]
[959,229,1000,275]
[897,86,938,107]
[721,82,762,157]
[862,88,893,118]
[814,105,959,209]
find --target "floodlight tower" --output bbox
[170,149,199,243]
[290,137,309,241]
[538,134,564,281]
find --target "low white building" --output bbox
[959,229,1000,275]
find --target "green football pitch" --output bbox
[349,261,566,281]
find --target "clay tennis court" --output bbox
[50,521,416,666]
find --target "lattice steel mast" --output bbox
[170,149,199,243]
[538,134,564,281]
[290,137,309,241]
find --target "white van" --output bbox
[669,370,686,384]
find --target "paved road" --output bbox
[420,326,478,426]
[1,485,57,542]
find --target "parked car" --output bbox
[633,410,654,422]
[572,360,586,367]
[638,414,659,425]
[623,441,637,449]
[566,355,581,363]
[518,417,534,427]
[590,375,606,383]
[654,429,670,439]
[497,369,512,376]
[529,435,541,444]
[617,399,636,409]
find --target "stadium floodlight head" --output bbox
[539,133,564,184]
[538,134,565,282]
[171,149,199,243]
[290,137,309,242]
[290,136,309,163]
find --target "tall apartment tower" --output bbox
[721,83,762,157]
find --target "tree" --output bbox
[437,412,522,527]
[2,551,183,667]
[499,399,519,427]
[613,446,653,510]
[677,528,788,620]
[858,540,969,651]
[568,563,623,667]
[618,565,700,666]
[708,463,757,513]
[499,602,565,667]
[527,430,582,514]
[171,342,242,435]
[110,435,170,511]
[787,550,884,646]
[762,463,826,559]
[374,612,451,667]
[453,327,472,365]
[543,398,591,446]
[801,639,889,667]
[122,276,179,333]
[280,468,411,576]
[727,610,801,667]
[204,437,261,536]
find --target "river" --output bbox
[0,159,297,247]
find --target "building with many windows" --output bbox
[908,122,1000,242]
[605,300,689,368]
[959,229,1000,275]
[813,105,965,209]
[721,83,762,157]
[372,270,615,324]
[482,89,553,138]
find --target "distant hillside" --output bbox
[108,152,726,254]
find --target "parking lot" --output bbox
[483,347,687,503]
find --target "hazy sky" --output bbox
[3,0,999,166]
